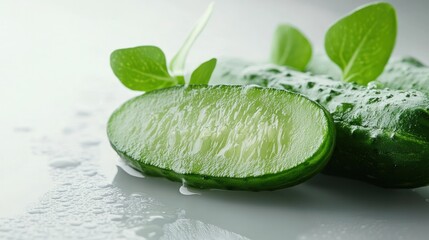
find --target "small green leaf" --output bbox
[270,24,312,71]
[325,2,397,85]
[169,2,214,76]
[110,46,178,92]
[189,58,217,85]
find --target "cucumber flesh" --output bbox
[107,85,335,190]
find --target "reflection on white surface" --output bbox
[0,127,52,218]
[1,0,429,239]
[161,219,250,240]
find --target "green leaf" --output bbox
[189,58,217,85]
[325,2,397,85]
[110,46,178,92]
[270,24,312,71]
[169,2,214,76]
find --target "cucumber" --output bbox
[307,54,429,94]
[107,85,335,190]
[378,57,429,94]
[213,59,429,188]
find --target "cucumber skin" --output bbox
[111,142,334,191]
[307,54,429,94]
[108,85,336,191]
[214,60,429,188]
[378,57,429,94]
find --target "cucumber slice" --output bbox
[107,85,335,190]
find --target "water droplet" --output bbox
[113,203,124,208]
[101,191,113,197]
[130,193,142,198]
[61,202,71,207]
[98,183,112,189]
[109,214,125,221]
[105,198,117,204]
[14,127,32,133]
[69,220,82,226]
[57,212,68,218]
[242,84,260,94]
[134,226,163,239]
[92,209,105,215]
[179,185,201,196]
[80,140,100,148]
[55,207,68,213]
[83,222,97,229]
[116,159,145,178]
[148,215,165,223]
[28,209,45,214]
[56,187,68,192]
[83,170,97,177]
[92,196,103,200]
[50,158,80,169]
[76,111,91,117]
[367,81,381,90]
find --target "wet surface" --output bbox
[1,0,429,239]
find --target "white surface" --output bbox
[1,0,429,239]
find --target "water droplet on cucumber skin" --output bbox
[242,84,260,94]
[367,81,382,90]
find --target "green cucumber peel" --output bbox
[110,3,216,92]
[270,24,312,71]
[325,2,397,85]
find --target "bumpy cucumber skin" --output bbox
[378,57,429,94]
[215,60,429,188]
[108,85,336,191]
[307,54,429,94]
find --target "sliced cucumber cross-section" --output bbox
[107,85,335,190]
